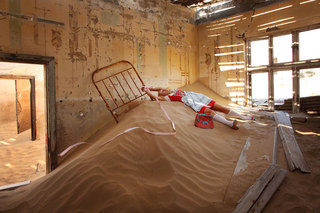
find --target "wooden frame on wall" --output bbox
[0,52,57,172]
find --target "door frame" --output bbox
[0,52,57,172]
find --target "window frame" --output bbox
[245,25,320,113]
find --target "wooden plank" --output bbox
[249,169,287,213]
[47,60,57,172]
[30,77,36,141]
[272,127,278,165]
[15,79,31,134]
[268,36,274,111]
[0,75,33,79]
[274,111,311,173]
[0,180,31,191]
[292,31,300,113]
[268,68,274,111]
[232,164,280,213]
[234,137,251,175]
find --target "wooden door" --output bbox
[15,79,31,134]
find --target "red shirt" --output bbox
[165,89,185,102]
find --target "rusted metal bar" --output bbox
[109,78,125,105]
[102,80,118,108]
[115,75,130,102]
[121,72,137,98]
[128,71,142,96]
[95,67,132,83]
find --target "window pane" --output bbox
[299,28,320,60]
[300,68,320,97]
[273,35,292,63]
[250,39,269,66]
[274,70,292,105]
[252,72,268,105]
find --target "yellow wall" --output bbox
[197,0,320,104]
[1,0,320,160]
[0,0,197,155]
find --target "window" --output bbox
[300,68,320,97]
[247,27,320,112]
[250,39,269,66]
[274,70,292,104]
[299,28,320,60]
[252,72,268,105]
[273,34,292,63]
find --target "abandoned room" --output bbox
[0,0,319,212]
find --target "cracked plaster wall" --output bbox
[0,0,197,160]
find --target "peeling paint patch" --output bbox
[69,52,87,62]
[136,40,145,72]
[9,19,21,48]
[101,11,120,26]
[9,0,21,48]
[188,17,195,25]
[158,18,167,78]
[102,0,119,5]
[51,30,62,49]
[34,21,39,44]
[8,0,20,13]
[123,14,134,20]
[205,53,211,66]
[88,39,92,57]
[138,0,157,9]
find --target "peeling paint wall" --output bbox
[0,0,197,160]
[197,0,320,104]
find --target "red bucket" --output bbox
[194,113,214,129]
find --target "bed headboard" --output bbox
[92,60,146,123]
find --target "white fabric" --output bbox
[181,92,212,112]
[164,95,171,101]
[213,114,234,127]
[228,110,252,120]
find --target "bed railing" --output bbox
[92,60,146,123]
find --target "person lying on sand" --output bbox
[141,86,254,130]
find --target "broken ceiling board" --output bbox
[232,164,287,213]
[170,0,203,7]
[195,0,291,25]
[274,111,311,173]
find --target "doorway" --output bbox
[0,53,57,189]
[0,63,46,187]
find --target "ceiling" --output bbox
[170,0,228,8]
[170,0,289,25]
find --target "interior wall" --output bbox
[197,0,320,105]
[0,79,16,123]
[0,0,197,158]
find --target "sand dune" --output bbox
[0,83,319,213]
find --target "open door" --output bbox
[15,79,31,134]
[14,78,36,140]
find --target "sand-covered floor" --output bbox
[0,121,46,187]
[0,82,319,212]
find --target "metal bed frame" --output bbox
[92,60,146,123]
